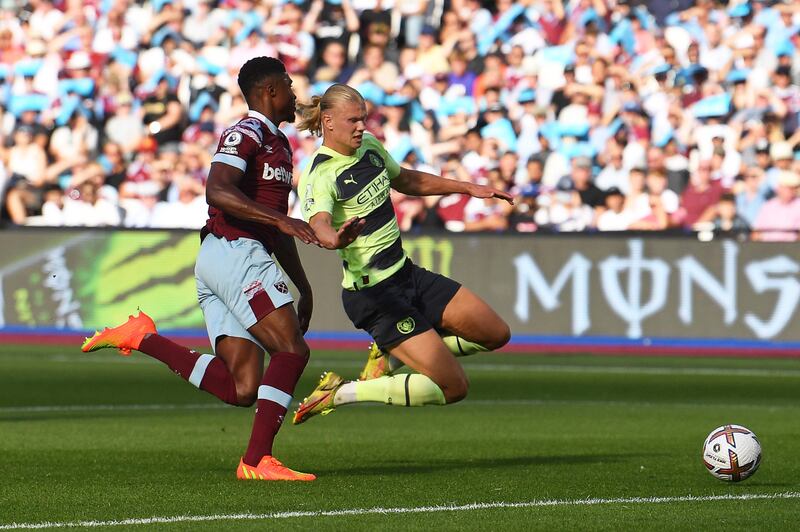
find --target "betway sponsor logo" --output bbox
[262,164,292,184]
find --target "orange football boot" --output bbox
[81,311,157,356]
[236,456,316,481]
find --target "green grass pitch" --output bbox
[2,344,800,530]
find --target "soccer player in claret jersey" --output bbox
[293,84,512,424]
[82,58,362,481]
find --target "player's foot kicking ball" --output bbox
[236,456,316,481]
[358,342,392,381]
[81,311,157,356]
[293,372,344,425]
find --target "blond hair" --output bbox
[296,84,365,137]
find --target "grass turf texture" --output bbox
[2,345,799,530]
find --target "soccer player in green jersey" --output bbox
[292,84,512,424]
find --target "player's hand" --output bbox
[278,217,321,246]
[335,216,366,249]
[296,291,313,334]
[466,183,515,205]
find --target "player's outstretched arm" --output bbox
[308,212,366,250]
[206,162,320,245]
[391,168,514,204]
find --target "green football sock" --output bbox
[442,335,490,357]
[385,335,489,373]
[334,374,446,406]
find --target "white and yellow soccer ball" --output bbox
[702,424,761,482]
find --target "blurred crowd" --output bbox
[0,0,799,241]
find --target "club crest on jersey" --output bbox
[274,281,289,294]
[396,317,415,334]
[243,280,265,299]
[224,131,243,146]
[369,153,383,168]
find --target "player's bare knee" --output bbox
[484,321,511,351]
[280,334,310,360]
[293,341,311,361]
[444,376,469,404]
[235,381,259,407]
[236,389,257,407]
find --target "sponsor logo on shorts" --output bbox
[396,317,415,334]
[274,281,289,294]
[243,280,265,299]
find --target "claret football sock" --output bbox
[243,351,308,466]
[138,335,239,405]
[334,374,446,407]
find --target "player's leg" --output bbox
[237,303,312,480]
[293,330,463,424]
[81,306,243,406]
[360,267,509,379]
[354,329,468,404]
[439,285,511,354]
[295,268,466,424]
[201,235,313,480]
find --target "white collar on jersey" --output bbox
[247,110,278,135]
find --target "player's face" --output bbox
[327,100,367,154]
[272,73,297,123]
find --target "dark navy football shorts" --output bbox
[341,259,461,350]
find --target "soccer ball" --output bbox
[702,424,761,482]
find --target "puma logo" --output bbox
[344,175,357,185]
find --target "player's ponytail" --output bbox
[297,95,323,137]
[297,84,365,138]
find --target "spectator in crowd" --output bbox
[710,193,750,235]
[676,160,726,229]
[1,0,799,237]
[104,93,145,158]
[752,170,800,242]
[735,167,771,226]
[141,74,184,151]
[61,168,121,227]
[597,187,631,232]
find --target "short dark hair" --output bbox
[237,57,286,104]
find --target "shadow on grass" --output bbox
[313,453,649,477]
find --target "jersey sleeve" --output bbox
[210,127,260,172]
[300,164,337,221]
[364,133,401,180]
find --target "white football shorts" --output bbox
[195,234,294,352]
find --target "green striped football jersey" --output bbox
[299,133,405,290]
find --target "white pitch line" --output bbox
[1,492,799,530]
